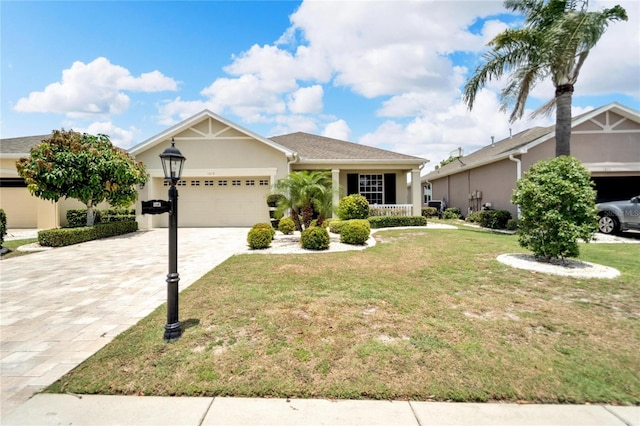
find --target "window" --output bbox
[359,174,383,204]
[245,179,255,186]
[232,180,241,186]
[259,179,269,186]
[176,180,187,186]
[204,180,215,186]
[218,180,227,186]
[190,180,200,187]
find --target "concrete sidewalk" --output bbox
[2,394,638,426]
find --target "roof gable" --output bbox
[270,132,426,164]
[424,102,640,181]
[129,110,294,157]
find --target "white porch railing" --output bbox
[369,204,413,216]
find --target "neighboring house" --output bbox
[422,102,640,218]
[0,110,426,229]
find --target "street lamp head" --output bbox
[159,138,186,183]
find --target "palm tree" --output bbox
[463,0,627,157]
[273,170,334,230]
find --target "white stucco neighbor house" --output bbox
[1,110,427,229]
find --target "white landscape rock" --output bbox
[497,253,620,279]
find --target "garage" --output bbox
[151,176,272,227]
[0,179,37,228]
[592,176,640,203]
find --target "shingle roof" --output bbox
[423,102,640,182]
[0,134,51,155]
[423,125,554,180]
[270,132,425,163]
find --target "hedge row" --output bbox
[368,215,427,229]
[66,208,136,227]
[38,221,138,247]
[467,209,512,229]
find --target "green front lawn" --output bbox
[48,228,640,404]
[0,238,39,260]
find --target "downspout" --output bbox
[287,152,299,174]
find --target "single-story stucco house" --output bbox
[0,110,426,229]
[422,102,640,218]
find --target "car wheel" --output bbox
[598,215,618,235]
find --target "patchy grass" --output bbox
[0,238,39,260]
[47,228,640,404]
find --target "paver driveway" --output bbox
[0,228,249,417]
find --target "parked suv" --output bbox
[596,195,640,234]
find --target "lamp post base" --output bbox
[163,322,182,342]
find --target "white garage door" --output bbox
[154,177,272,227]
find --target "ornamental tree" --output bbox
[16,130,148,227]
[511,156,598,261]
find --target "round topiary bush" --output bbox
[266,193,286,208]
[278,217,295,235]
[340,219,370,245]
[511,156,598,260]
[300,226,330,250]
[337,194,370,220]
[247,227,273,249]
[252,223,275,240]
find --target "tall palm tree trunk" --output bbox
[555,84,574,157]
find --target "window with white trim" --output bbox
[359,174,383,204]
[232,180,241,186]
[190,180,200,187]
[204,180,214,186]
[218,180,227,186]
[245,179,255,186]
[259,179,269,186]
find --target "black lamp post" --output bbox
[159,138,186,342]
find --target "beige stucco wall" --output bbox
[134,123,291,228]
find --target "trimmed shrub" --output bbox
[247,227,272,249]
[478,210,512,229]
[66,208,135,227]
[340,220,370,245]
[38,221,138,247]
[278,217,296,235]
[252,223,276,240]
[506,218,520,231]
[511,156,598,260]
[442,207,461,220]
[267,193,286,208]
[466,211,483,223]
[328,219,347,234]
[337,194,370,220]
[100,208,135,223]
[66,209,101,227]
[421,207,438,218]
[368,215,427,229]
[301,226,330,250]
[0,209,6,246]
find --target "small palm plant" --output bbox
[272,171,335,231]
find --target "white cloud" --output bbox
[322,119,351,141]
[157,0,637,156]
[14,57,178,118]
[73,121,138,149]
[287,85,323,114]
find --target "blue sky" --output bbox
[2,1,638,172]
